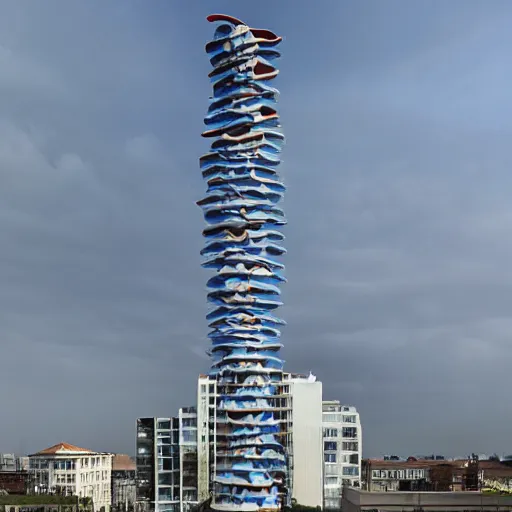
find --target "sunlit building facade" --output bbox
[28,443,113,512]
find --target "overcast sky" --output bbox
[2,0,512,458]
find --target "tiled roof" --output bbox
[33,442,93,455]
[112,454,135,471]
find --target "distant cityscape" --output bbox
[0,371,511,512]
[0,401,511,512]
[1,6,511,512]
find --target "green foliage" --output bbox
[287,502,339,512]
[0,496,78,505]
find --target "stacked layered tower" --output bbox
[197,14,288,512]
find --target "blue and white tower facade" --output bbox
[198,14,289,512]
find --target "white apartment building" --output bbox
[196,373,324,509]
[138,376,362,512]
[323,401,362,510]
[29,442,113,511]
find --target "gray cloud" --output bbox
[1,1,512,458]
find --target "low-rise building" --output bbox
[363,458,512,493]
[0,454,28,472]
[0,470,31,494]
[0,454,16,472]
[111,455,136,512]
[342,487,512,512]
[364,459,432,492]
[28,442,113,512]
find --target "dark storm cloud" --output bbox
[1,0,512,457]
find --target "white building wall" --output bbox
[197,376,213,502]
[29,452,113,512]
[289,377,323,508]
[0,454,16,471]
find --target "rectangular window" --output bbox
[325,465,338,475]
[324,441,337,451]
[342,427,357,438]
[323,413,341,422]
[158,488,173,501]
[159,473,174,486]
[159,435,171,444]
[323,428,338,438]
[201,384,206,394]
[324,453,337,463]
[182,430,197,443]
[158,420,171,430]
[343,466,359,476]
[183,491,197,502]
[349,454,359,464]
[342,441,358,451]
[159,445,171,457]
[325,476,338,486]
[343,415,356,423]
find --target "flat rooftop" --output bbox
[343,488,512,511]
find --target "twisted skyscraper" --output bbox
[198,13,288,512]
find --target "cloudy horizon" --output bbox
[2,1,512,458]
